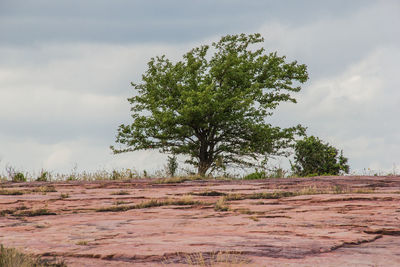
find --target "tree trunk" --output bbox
[197,161,209,177]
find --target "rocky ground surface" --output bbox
[1,176,400,266]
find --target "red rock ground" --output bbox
[1,176,400,266]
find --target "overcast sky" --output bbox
[1,0,399,175]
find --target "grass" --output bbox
[110,190,129,195]
[113,200,128,205]
[182,251,252,266]
[76,240,89,246]
[59,193,69,199]
[14,208,56,217]
[0,206,28,216]
[0,245,66,267]
[214,197,229,211]
[0,189,25,195]
[224,191,296,201]
[153,176,206,184]
[192,190,226,196]
[223,185,380,203]
[97,196,203,212]
[32,186,57,193]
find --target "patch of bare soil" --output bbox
[1,176,400,266]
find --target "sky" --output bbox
[0,0,399,175]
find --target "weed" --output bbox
[0,244,66,267]
[225,191,296,201]
[113,200,128,205]
[166,155,178,177]
[243,170,266,180]
[153,176,205,184]
[332,185,344,194]
[233,208,253,215]
[33,186,57,193]
[59,193,69,199]
[5,166,27,182]
[110,190,129,195]
[183,251,251,266]
[36,170,50,182]
[214,197,229,211]
[192,191,226,196]
[248,216,259,221]
[97,197,203,212]
[15,209,56,217]
[0,189,24,195]
[13,172,26,183]
[352,188,375,194]
[76,240,89,246]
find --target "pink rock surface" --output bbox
[1,176,400,266]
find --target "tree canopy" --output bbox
[112,33,309,176]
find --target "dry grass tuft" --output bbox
[110,190,129,195]
[214,197,229,212]
[0,189,25,195]
[0,245,66,267]
[183,251,253,266]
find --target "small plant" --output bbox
[166,155,178,177]
[0,189,25,195]
[15,208,56,217]
[154,175,204,184]
[214,197,229,211]
[33,185,57,193]
[110,190,129,195]
[97,196,203,212]
[192,190,226,196]
[36,170,50,182]
[243,169,266,180]
[13,172,26,182]
[183,251,251,266]
[0,244,67,267]
[113,200,128,205]
[59,193,69,199]
[333,185,344,194]
[111,170,121,180]
[76,240,89,246]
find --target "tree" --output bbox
[111,33,308,176]
[291,136,350,176]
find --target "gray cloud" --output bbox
[0,0,399,174]
[1,0,373,45]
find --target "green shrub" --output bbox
[12,172,26,182]
[36,170,50,182]
[166,155,178,177]
[291,136,350,176]
[243,170,266,180]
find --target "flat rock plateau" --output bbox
[1,176,400,266]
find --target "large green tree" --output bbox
[112,33,308,176]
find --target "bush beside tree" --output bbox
[291,136,350,176]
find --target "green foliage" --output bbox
[36,170,50,182]
[291,136,350,176]
[112,33,308,176]
[13,172,26,182]
[166,155,178,177]
[243,170,266,180]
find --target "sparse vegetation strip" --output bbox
[96,196,204,212]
